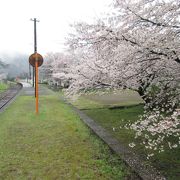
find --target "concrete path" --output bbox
[21,84,53,96]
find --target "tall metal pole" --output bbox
[34,18,37,53]
[35,55,39,114]
[34,18,37,97]
[30,18,36,88]
[32,66,35,87]
[31,18,40,114]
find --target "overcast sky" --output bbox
[0,0,112,59]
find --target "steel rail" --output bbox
[0,83,22,110]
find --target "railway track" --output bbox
[0,83,23,110]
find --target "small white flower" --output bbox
[172,144,178,148]
[129,142,136,148]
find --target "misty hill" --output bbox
[0,54,29,79]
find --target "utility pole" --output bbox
[30,18,39,96]
[29,18,43,115]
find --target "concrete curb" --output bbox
[61,96,166,180]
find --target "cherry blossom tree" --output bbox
[111,0,180,154]
[41,0,179,154]
[66,19,179,106]
[39,53,54,83]
[40,52,75,88]
[64,0,180,154]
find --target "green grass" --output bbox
[84,106,144,145]
[70,91,180,180]
[69,89,144,110]
[0,93,137,179]
[84,89,143,107]
[0,82,8,93]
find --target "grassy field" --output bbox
[70,90,180,180]
[71,89,144,110]
[0,82,8,93]
[0,92,138,179]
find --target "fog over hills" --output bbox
[0,53,29,78]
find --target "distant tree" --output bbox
[0,59,8,69]
[39,53,54,83]
[2,54,29,79]
[40,52,75,88]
